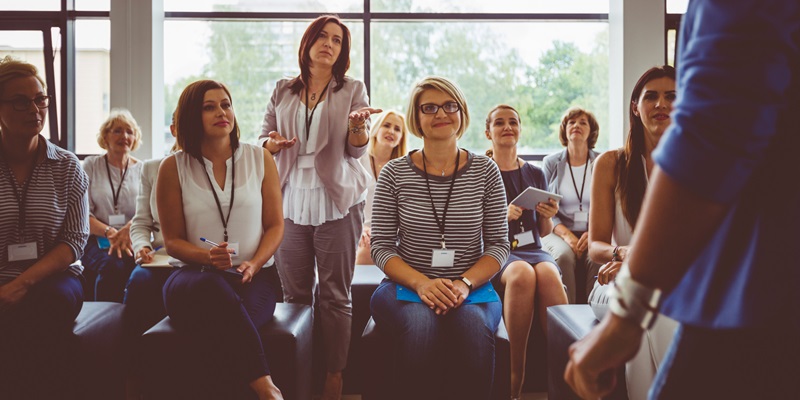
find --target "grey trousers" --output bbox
[541,233,599,304]
[276,202,364,372]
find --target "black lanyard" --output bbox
[514,159,527,233]
[199,147,236,242]
[0,138,41,239]
[370,155,379,180]
[566,151,589,212]
[104,154,130,214]
[422,148,460,249]
[304,82,330,142]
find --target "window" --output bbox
[75,20,111,154]
[370,21,609,153]
[164,2,609,155]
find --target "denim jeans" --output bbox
[81,235,136,302]
[124,265,175,336]
[0,271,84,399]
[370,279,502,400]
[651,324,800,399]
[163,265,280,382]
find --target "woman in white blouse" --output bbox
[80,108,143,302]
[157,79,285,399]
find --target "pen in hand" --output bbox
[200,237,236,254]
[135,245,163,264]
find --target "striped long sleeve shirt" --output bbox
[0,137,89,285]
[370,150,509,278]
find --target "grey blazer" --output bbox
[259,76,371,214]
[542,148,600,228]
[130,158,163,255]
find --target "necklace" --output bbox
[422,149,459,177]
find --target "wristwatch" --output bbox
[455,276,473,291]
[104,226,113,237]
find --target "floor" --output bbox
[336,393,547,400]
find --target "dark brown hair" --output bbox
[174,80,240,160]
[617,65,676,228]
[288,15,351,95]
[558,107,600,149]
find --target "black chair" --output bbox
[547,304,627,400]
[138,303,313,400]
[360,315,510,400]
[74,301,126,400]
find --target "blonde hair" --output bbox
[0,56,46,97]
[368,110,408,160]
[405,76,470,140]
[97,108,143,152]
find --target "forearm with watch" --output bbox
[89,215,115,237]
[453,255,501,293]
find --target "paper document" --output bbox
[396,282,500,304]
[141,254,175,268]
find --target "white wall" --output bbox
[608,0,666,148]
[110,0,164,160]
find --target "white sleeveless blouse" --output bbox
[174,144,274,267]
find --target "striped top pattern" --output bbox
[370,150,510,278]
[0,137,89,285]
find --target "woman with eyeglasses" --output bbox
[80,108,143,302]
[369,76,509,399]
[0,56,89,399]
[485,104,568,400]
[258,15,380,398]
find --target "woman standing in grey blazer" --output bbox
[258,15,380,399]
[541,107,600,303]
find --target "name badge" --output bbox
[574,211,588,223]
[108,213,126,227]
[227,242,240,259]
[297,154,315,169]
[431,249,455,268]
[8,242,38,262]
[514,230,536,248]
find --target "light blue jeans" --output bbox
[370,279,502,400]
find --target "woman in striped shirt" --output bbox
[0,56,89,399]
[369,76,510,399]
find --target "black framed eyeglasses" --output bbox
[0,95,50,112]
[419,101,460,114]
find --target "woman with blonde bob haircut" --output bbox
[356,110,408,265]
[0,55,89,400]
[369,76,509,399]
[81,108,144,302]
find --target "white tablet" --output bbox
[510,187,562,210]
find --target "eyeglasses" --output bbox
[0,96,50,112]
[419,101,460,115]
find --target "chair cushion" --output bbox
[360,315,510,400]
[546,305,627,400]
[74,301,125,400]
[140,303,312,400]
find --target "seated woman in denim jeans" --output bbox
[369,76,510,400]
[156,80,285,399]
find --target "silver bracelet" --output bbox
[609,262,662,330]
